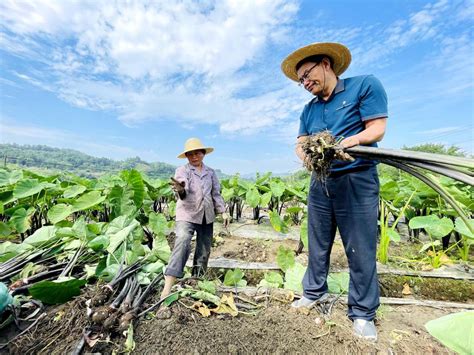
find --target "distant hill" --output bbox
[0,144,175,179]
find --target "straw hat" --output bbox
[281,42,351,82]
[177,138,214,159]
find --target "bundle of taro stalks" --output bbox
[301,131,474,234]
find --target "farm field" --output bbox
[0,167,472,354]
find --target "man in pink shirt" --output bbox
[160,138,229,299]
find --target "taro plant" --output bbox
[377,191,415,264]
[408,214,455,268]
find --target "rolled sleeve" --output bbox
[359,75,388,121]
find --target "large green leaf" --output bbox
[276,245,295,272]
[0,170,23,187]
[23,226,58,246]
[327,272,350,294]
[224,269,246,287]
[409,215,454,238]
[0,221,12,237]
[269,180,285,198]
[284,263,306,293]
[47,204,74,224]
[260,191,272,207]
[269,210,289,234]
[71,191,106,212]
[13,179,52,199]
[222,187,235,202]
[258,271,283,288]
[454,217,474,240]
[148,212,168,237]
[63,185,87,198]
[245,187,260,208]
[127,169,145,208]
[28,278,87,304]
[425,311,474,354]
[9,207,35,233]
[106,218,140,253]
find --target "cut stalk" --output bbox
[345,146,474,169]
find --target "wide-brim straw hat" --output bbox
[281,42,351,81]
[177,137,214,159]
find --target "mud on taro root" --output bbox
[300,131,353,179]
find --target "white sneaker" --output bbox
[291,294,329,309]
[353,319,377,342]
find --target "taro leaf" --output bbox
[221,187,235,202]
[419,240,441,253]
[24,226,58,246]
[47,204,73,224]
[198,280,217,295]
[327,272,350,294]
[269,210,289,234]
[29,278,87,304]
[0,221,12,237]
[245,187,260,208]
[300,217,308,249]
[269,180,285,198]
[142,260,165,275]
[149,232,171,263]
[88,235,109,251]
[454,217,474,240]
[258,271,283,288]
[286,206,303,214]
[148,212,168,237]
[9,207,35,233]
[63,185,87,199]
[260,191,272,207]
[409,215,454,238]
[108,185,136,220]
[71,191,106,212]
[163,292,180,307]
[387,229,401,243]
[106,219,140,253]
[276,245,295,272]
[126,170,145,209]
[13,179,54,199]
[0,169,23,187]
[224,269,245,287]
[191,290,221,306]
[425,311,474,354]
[283,263,306,293]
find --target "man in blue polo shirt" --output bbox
[281,42,387,342]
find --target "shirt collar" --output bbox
[188,163,209,175]
[310,78,345,104]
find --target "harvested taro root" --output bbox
[300,131,354,179]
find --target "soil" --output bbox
[4,288,456,354]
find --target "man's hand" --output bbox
[339,136,360,148]
[169,177,186,198]
[222,212,230,228]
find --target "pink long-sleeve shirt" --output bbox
[174,163,225,224]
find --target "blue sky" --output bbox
[0,0,472,175]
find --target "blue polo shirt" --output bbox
[298,75,388,173]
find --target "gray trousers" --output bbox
[165,220,213,278]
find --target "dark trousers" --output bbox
[303,167,380,320]
[165,220,213,278]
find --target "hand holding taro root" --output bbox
[300,131,354,178]
[169,177,186,198]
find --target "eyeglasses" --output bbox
[298,63,320,86]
